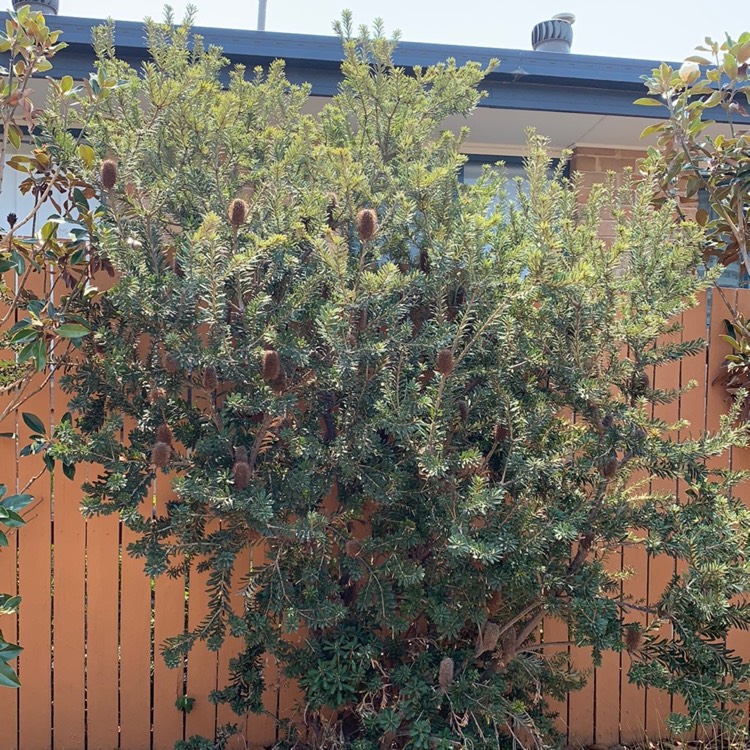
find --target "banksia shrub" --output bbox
[228,198,248,228]
[435,348,454,376]
[356,208,377,242]
[100,159,117,190]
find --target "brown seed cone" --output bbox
[148,386,166,405]
[228,198,249,228]
[156,423,172,446]
[438,657,454,694]
[624,624,643,653]
[356,208,377,242]
[458,400,469,422]
[601,456,618,479]
[435,348,454,376]
[163,351,179,374]
[203,365,218,391]
[476,621,501,656]
[269,370,287,394]
[345,539,360,557]
[100,159,117,190]
[151,441,171,468]
[261,349,281,383]
[234,461,251,491]
[494,423,508,444]
[235,446,248,464]
[356,309,367,331]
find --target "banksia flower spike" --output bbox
[345,539,361,557]
[438,657,454,694]
[356,208,377,242]
[435,348,454,377]
[162,351,179,374]
[100,159,117,190]
[601,456,618,479]
[261,349,281,383]
[458,400,469,422]
[228,198,249,228]
[475,621,501,657]
[203,365,218,391]
[233,460,251,491]
[494,423,508,444]
[624,624,643,654]
[156,423,173,447]
[152,441,171,468]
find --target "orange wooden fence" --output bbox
[1,288,749,750]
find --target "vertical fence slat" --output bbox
[152,470,186,750]
[86,512,121,750]
[596,550,622,744]
[185,556,219,742]
[542,615,570,742]
[17,383,52,750]
[120,506,153,750]
[0,395,19,749]
[51,465,86,750]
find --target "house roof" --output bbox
[23,14,696,121]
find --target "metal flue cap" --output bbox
[12,0,59,14]
[532,12,575,53]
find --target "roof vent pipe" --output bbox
[12,0,59,14]
[531,13,575,53]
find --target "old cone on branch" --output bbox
[435,348,454,376]
[476,621,501,657]
[345,539,361,557]
[494,423,508,444]
[261,349,281,383]
[458,400,469,422]
[228,198,249,228]
[100,159,118,190]
[601,456,618,479]
[162,351,179,374]
[234,460,251,491]
[152,441,171,468]
[356,208,377,242]
[624,624,644,654]
[235,446,248,464]
[156,423,172,446]
[438,657,454,694]
[203,365,218,391]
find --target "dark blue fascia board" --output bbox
[4,12,731,122]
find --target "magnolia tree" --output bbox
[0,6,116,689]
[639,34,750,412]
[55,11,750,749]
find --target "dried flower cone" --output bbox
[494,424,508,443]
[601,456,618,479]
[345,539,361,557]
[356,208,377,242]
[624,625,643,653]
[100,159,117,190]
[476,621,501,656]
[235,446,248,464]
[152,441,171,468]
[435,349,454,376]
[234,461,251,491]
[228,198,248,228]
[261,349,281,383]
[203,365,218,391]
[162,351,179,374]
[458,400,469,422]
[156,423,172,446]
[438,657,454,694]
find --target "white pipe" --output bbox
[257,0,267,31]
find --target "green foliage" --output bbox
[639,32,749,274]
[59,12,750,748]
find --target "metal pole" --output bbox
[257,0,267,31]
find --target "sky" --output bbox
[52,0,746,63]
